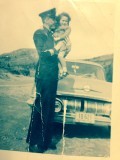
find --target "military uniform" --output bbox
[26,8,58,152]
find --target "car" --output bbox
[54,59,112,129]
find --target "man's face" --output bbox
[46,17,56,30]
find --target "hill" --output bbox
[0,48,38,77]
[0,48,113,82]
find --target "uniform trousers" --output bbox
[26,78,58,149]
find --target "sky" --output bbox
[0,0,115,59]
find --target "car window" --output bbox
[66,61,105,80]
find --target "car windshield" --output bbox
[66,61,105,80]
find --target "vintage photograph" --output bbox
[0,0,115,158]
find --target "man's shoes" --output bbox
[48,143,57,150]
[28,145,45,153]
[28,145,38,152]
[28,143,57,153]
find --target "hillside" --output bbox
[0,48,38,77]
[0,48,113,82]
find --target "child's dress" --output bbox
[54,26,71,57]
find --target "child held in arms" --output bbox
[54,12,71,79]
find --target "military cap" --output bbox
[39,8,56,20]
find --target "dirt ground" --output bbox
[0,75,110,157]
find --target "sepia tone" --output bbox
[0,0,120,160]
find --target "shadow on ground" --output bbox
[53,123,110,140]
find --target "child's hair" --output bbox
[56,12,71,27]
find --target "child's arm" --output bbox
[59,26,71,39]
[54,27,71,41]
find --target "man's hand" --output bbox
[49,49,54,56]
[54,37,60,41]
[47,41,64,56]
[54,41,64,52]
[49,41,68,56]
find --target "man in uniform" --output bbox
[26,8,63,153]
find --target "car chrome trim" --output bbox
[57,91,111,102]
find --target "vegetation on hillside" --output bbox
[0,49,113,82]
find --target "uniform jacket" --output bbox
[33,27,58,81]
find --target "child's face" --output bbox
[60,16,69,26]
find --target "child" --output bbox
[54,12,71,79]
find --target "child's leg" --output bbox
[58,51,67,73]
[58,62,63,75]
[57,40,70,76]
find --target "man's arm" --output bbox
[33,30,65,57]
[33,30,52,57]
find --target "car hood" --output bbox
[57,75,112,102]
